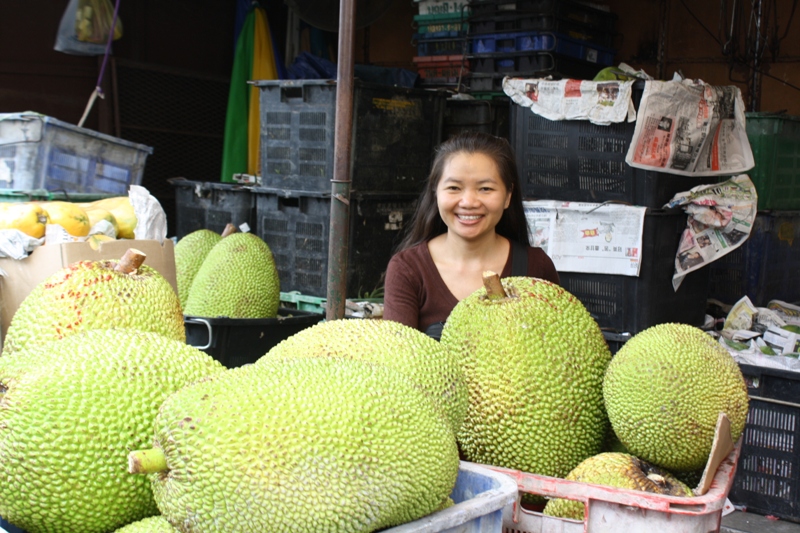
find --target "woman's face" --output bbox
[435,151,511,242]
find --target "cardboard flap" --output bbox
[694,412,734,496]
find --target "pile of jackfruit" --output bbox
[0,255,751,532]
[0,196,137,247]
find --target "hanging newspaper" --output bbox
[666,174,758,291]
[502,77,637,125]
[523,200,647,276]
[626,79,755,176]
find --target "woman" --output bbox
[383,131,559,338]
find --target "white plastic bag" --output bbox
[54,0,109,56]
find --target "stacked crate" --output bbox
[465,0,618,95]
[412,1,471,90]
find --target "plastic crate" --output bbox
[170,178,255,240]
[443,98,511,140]
[0,112,152,195]
[708,211,800,307]
[254,80,446,194]
[489,442,740,533]
[385,461,518,532]
[413,55,470,85]
[730,364,800,522]
[468,0,617,33]
[510,91,723,207]
[414,12,470,37]
[470,32,615,65]
[416,0,471,16]
[417,36,469,57]
[558,210,711,334]
[469,14,615,48]
[745,113,800,210]
[0,189,115,203]
[253,188,417,298]
[466,52,608,87]
[184,308,323,367]
[602,330,631,355]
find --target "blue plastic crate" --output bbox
[470,32,614,66]
[709,211,800,306]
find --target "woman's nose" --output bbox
[458,189,479,206]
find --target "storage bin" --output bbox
[443,98,511,140]
[470,14,615,48]
[470,32,615,65]
[0,112,152,195]
[414,55,470,86]
[0,189,114,203]
[558,211,710,334]
[184,308,323,367]
[169,178,255,240]
[489,442,740,533]
[730,364,800,522]
[254,80,446,194]
[602,330,631,354]
[415,0,471,16]
[745,113,800,210]
[253,188,418,298]
[417,36,469,57]
[385,461,518,533]
[414,12,470,37]
[510,94,722,207]
[468,0,617,33]
[708,211,800,306]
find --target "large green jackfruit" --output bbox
[174,229,222,309]
[3,259,184,356]
[258,318,468,434]
[184,232,280,319]
[543,452,693,520]
[440,275,611,480]
[129,357,459,533]
[603,323,749,472]
[114,516,179,533]
[0,329,225,533]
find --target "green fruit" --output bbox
[440,275,612,480]
[603,323,749,472]
[543,453,693,520]
[174,229,222,309]
[114,516,179,532]
[258,318,468,434]
[3,259,185,356]
[130,357,459,533]
[184,232,280,319]
[0,329,225,533]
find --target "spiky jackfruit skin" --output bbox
[258,319,468,434]
[603,323,749,472]
[440,277,612,480]
[542,452,694,520]
[114,516,179,532]
[184,232,280,319]
[3,260,185,356]
[174,229,222,309]
[146,358,459,533]
[0,329,225,533]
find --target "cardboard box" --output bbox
[0,239,177,342]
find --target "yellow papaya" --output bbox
[0,202,49,238]
[83,206,119,236]
[38,201,91,237]
[86,196,137,238]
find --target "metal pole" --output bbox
[326,0,357,320]
[750,0,763,111]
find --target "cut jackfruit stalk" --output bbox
[482,270,507,299]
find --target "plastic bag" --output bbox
[76,0,123,43]
[54,0,107,56]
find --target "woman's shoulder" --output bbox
[390,241,431,264]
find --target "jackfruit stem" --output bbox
[221,223,238,237]
[128,448,168,474]
[482,271,507,300]
[115,249,146,274]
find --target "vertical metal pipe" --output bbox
[751,0,763,111]
[326,0,357,321]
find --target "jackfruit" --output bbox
[258,318,468,434]
[0,202,49,238]
[114,516,179,532]
[0,329,225,533]
[3,251,184,356]
[603,323,749,472]
[128,357,459,533]
[440,273,612,480]
[542,452,693,520]
[184,232,280,319]
[38,200,91,236]
[173,229,222,309]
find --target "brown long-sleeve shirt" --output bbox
[383,240,560,332]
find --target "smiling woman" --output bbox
[383,131,559,338]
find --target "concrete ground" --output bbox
[722,511,800,533]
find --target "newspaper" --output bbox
[502,77,637,126]
[524,200,647,276]
[626,79,755,176]
[665,175,758,290]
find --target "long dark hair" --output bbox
[396,130,531,252]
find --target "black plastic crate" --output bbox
[468,0,617,33]
[602,330,630,355]
[559,210,710,334]
[730,364,800,522]
[466,51,609,89]
[170,178,255,240]
[510,92,722,207]
[254,80,447,194]
[443,97,511,139]
[184,308,323,368]
[469,14,615,48]
[709,211,800,306]
[253,188,418,298]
